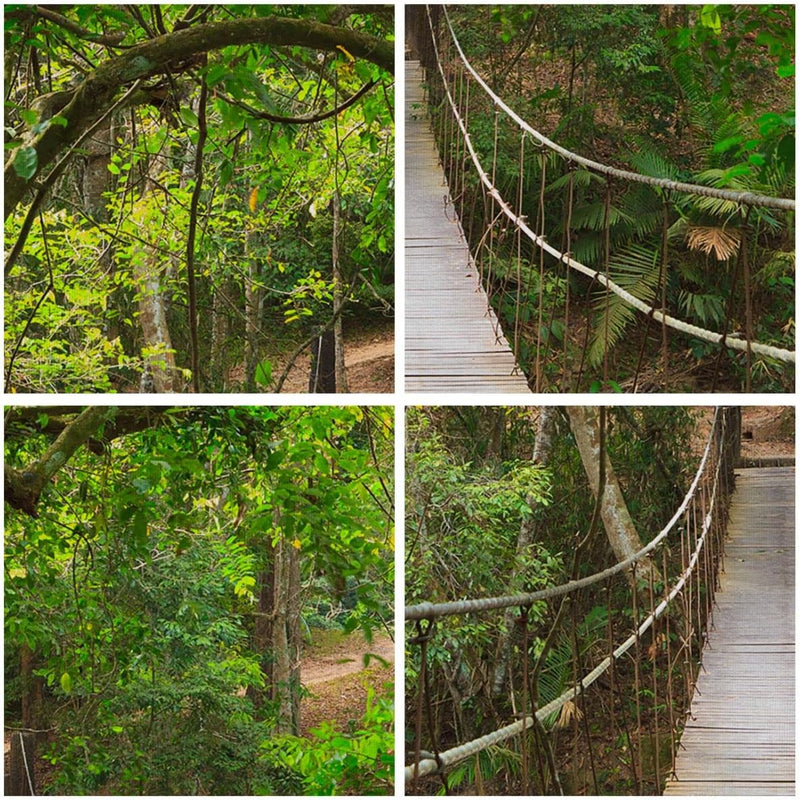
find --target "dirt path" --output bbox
[300,632,394,737]
[279,319,394,394]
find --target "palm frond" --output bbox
[547,168,601,193]
[588,243,662,367]
[685,224,741,261]
[570,200,634,232]
[627,147,681,181]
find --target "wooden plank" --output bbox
[404,60,530,393]
[664,467,795,796]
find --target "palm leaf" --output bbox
[570,200,634,232]
[685,224,740,261]
[588,242,662,367]
[547,168,601,193]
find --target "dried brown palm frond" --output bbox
[556,698,583,728]
[685,225,741,261]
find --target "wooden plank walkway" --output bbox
[664,466,795,796]
[405,60,530,393]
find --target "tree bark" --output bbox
[566,406,657,586]
[5,15,393,217]
[272,535,301,734]
[131,129,178,392]
[332,190,348,392]
[5,406,112,515]
[6,644,43,795]
[309,329,336,392]
[492,406,558,697]
[244,222,264,392]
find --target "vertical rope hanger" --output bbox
[602,176,613,389]
[741,213,753,393]
[534,144,548,390]
[513,131,525,371]
[562,165,575,388]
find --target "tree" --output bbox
[5,6,395,393]
[5,405,394,794]
[566,406,658,586]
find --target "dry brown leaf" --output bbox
[556,698,583,728]
[685,225,741,261]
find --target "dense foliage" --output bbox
[425,5,794,391]
[5,405,394,795]
[406,406,697,794]
[4,5,394,392]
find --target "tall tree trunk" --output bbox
[7,644,44,795]
[244,226,264,392]
[131,126,178,392]
[566,406,657,587]
[309,328,336,392]
[492,406,558,697]
[332,190,348,392]
[272,535,301,734]
[247,540,275,714]
[210,277,237,390]
[248,512,300,734]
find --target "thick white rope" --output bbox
[422,7,795,365]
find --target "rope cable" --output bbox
[440,6,794,212]
[425,7,795,365]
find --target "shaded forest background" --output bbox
[5,405,394,795]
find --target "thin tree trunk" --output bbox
[244,226,264,392]
[7,644,43,794]
[332,190,348,392]
[272,534,300,734]
[566,406,657,587]
[492,406,558,697]
[131,127,178,392]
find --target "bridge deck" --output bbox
[405,60,530,393]
[664,466,795,796]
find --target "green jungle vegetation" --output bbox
[406,405,706,795]
[5,405,394,795]
[424,5,794,392]
[4,5,394,393]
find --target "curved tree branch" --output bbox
[4,406,113,516]
[5,14,394,218]
[218,78,378,125]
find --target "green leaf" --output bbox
[133,510,148,543]
[179,106,198,127]
[776,64,794,79]
[254,359,272,387]
[13,146,37,180]
[60,672,73,694]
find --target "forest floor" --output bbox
[277,314,394,394]
[300,630,394,737]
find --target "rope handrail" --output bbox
[406,410,729,784]
[440,6,795,212]
[424,7,795,365]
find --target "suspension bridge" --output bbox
[405,7,795,393]
[405,409,795,795]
